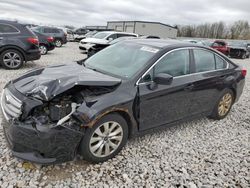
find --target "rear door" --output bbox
[189,48,230,114]
[138,49,198,131]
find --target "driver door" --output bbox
[138,49,197,131]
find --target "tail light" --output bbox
[47,36,54,42]
[27,37,39,45]
[241,68,247,77]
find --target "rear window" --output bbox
[215,55,227,69]
[194,49,228,72]
[0,24,19,33]
[194,49,216,72]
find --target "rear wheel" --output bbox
[39,44,48,55]
[55,39,62,47]
[0,49,24,69]
[209,89,234,120]
[80,114,128,163]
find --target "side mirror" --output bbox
[153,73,173,85]
[108,38,113,41]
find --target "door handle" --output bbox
[184,84,194,91]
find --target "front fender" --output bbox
[73,88,137,129]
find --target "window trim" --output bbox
[0,23,20,34]
[136,47,229,86]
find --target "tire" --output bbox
[209,89,234,120]
[0,49,24,69]
[79,113,128,163]
[55,39,62,47]
[39,44,48,55]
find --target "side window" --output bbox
[0,24,19,33]
[107,34,117,40]
[44,28,52,33]
[194,49,216,72]
[52,29,60,33]
[215,55,227,69]
[154,49,190,77]
[117,34,136,38]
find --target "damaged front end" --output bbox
[1,81,118,164]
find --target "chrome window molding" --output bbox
[136,47,229,86]
[0,23,20,34]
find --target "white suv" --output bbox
[79,31,138,53]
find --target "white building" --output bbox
[107,21,177,39]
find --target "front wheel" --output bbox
[209,89,234,120]
[79,114,128,163]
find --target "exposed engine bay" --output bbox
[28,86,116,128]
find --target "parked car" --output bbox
[228,41,250,59]
[33,31,55,55]
[32,26,67,47]
[74,31,98,42]
[1,39,246,164]
[79,31,138,53]
[66,29,75,42]
[211,40,230,56]
[0,20,41,69]
[247,43,250,51]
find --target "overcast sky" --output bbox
[0,0,249,27]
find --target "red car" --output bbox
[211,40,230,56]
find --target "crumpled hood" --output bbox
[12,63,121,101]
[81,38,109,45]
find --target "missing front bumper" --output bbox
[1,113,84,164]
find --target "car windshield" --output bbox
[84,42,159,78]
[93,32,111,39]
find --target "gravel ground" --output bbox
[0,43,249,188]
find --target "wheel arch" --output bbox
[0,45,26,61]
[84,108,137,138]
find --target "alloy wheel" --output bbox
[218,93,233,117]
[39,45,47,55]
[55,40,62,47]
[3,52,22,68]
[89,121,123,158]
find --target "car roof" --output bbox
[0,20,20,25]
[124,39,201,49]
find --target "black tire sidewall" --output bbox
[0,49,24,69]
[79,113,128,163]
[210,89,234,120]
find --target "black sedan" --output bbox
[1,39,246,164]
[33,31,55,55]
